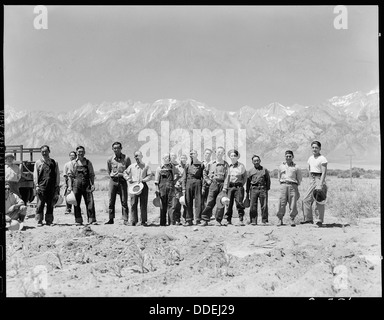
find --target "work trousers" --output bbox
[249,186,268,223]
[73,179,96,224]
[130,182,149,224]
[302,176,327,223]
[201,180,225,222]
[224,185,245,222]
[35,191,55,224]
[159,183,175,226]
[276,183,299,220]
[185,178,202,222]
[172,189,186,223]
[108,178,129,221]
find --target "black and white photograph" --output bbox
[2,4,381,304]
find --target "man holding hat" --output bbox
[222,149,247,226]
[5,182,27,231]
[63,151,77,214]
[301,141,328,227]
[245,155,271,226]
[123,150,152,226]
[276,150,302,226]
[33,145,60,227]
[154,153,179,226]
[105,142,131,225]
[200,146,229,226]
[5,153,24,197]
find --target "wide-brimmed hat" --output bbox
[216,191,230,209]
[65,191,77,206]
[313,188,327,204]
[128,182,144,195]
[227,149,240,159]
[179,195,186,206]
[5,153,15,159]
[153,191,162,209]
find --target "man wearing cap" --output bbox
[276,151,302,227]
[301,141,328,227]
[154,154,179,226]
[245,155,271,226]
[201,148,213,212]
[182,150,205,226]
[222,149,247,226]
[123,150,152,226]
[67,146,97,226]
[5,153,24,197]
[33,145,60,227]
[105,142,131,225]
[63,151,77,214]
[200,147,229,226]
[172,153,188,225]
[5,182,27,231]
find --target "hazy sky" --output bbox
[4,5,379,112]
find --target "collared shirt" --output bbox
[246,165,271,191]
[175,162,187,189]
[278,162,302,185]
[308,155,328,173]
[182,161,205,191]
[68,158,95,182]
[204,160,229,184]
[5,163,21,182]
[33,157,60,188]
[123,162,152,183]
[223,161,247,189]
[5,192,24,213]
[154,163,179,185]
[107,153,131,177]
[63,161,72,178]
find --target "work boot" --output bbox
[104,219,114,225]
[199,220,208,226]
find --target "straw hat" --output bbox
[216,191,230,209]
[128,182,144,195]
[65,191,77,206]
[179,195,186,206]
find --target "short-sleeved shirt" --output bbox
[123,162,152,183]
[5,164,21,182]
[204,160,229,183]
[278,162,302,185]
[308,155,328,173]
[223,161,247,189]
[107,153,131,177]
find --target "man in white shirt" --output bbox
[63,151,77,214]
[5,182,27,230]
[301,141,328,227]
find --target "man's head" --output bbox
[228,149,240,164]
[162,153,171,165]
[112,142,123,156]
[76,146,85,159]
[170,152,177,163]
[69,151,77,161]
[180,154,187,164]
[134,150,143,163]
[285,150,294,164]
[5,153,15,165]
[5,182,11,198]
[204,148,212,162]
[252,155,261,167]
[40,145,51,158]
[190,149,198,160]
[216,147,225,160]
[311,141,321,156]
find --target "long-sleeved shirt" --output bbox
[175,162,187,190]
[278,162,302,185]
[181,161,205,191]
[203,160,229,185]
[107,153,131,178]
[5,164,21,182]
[6,192,25,213]
[246,165,271,191]
[154,163,179,185]
[223,161,247,190]
[123,162,152,183]
[33,157,60,189]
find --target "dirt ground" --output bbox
[5,179,382,298]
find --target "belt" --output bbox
[212,179,224,183]
[280,181,297,185]
[229,182,243,187]
[311,172,322,177]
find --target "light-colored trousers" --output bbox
[276,183,300,219]
[302,176,327,223]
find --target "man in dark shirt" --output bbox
[182,150,205,226]
[245,155,271,225]
[105,142,131,225]
[201,148,213,211]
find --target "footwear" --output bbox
[316,221,323,228]
[183,221,193,226]
[195,220,201,225]
[199,220,208,226]
[19,222,24,231]
[175,221,182,226]
[237,219,245,226]
[64,210,71,215]
[226,220,232,225]
[251,221,257,226]
[141,222,148,227]
[300,220,314,225]
[123,221,129,226]
[104,219,114,225]
[278,219,284,226]
[75,222,83,226]
[290,219,296,227]
[90,221,98,225]
[37,222,43,227]
[46,222,54,226]
[262,221,270,226]
[213,220,222,226]
[221,220,228,226]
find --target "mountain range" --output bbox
[4,90,380,167]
